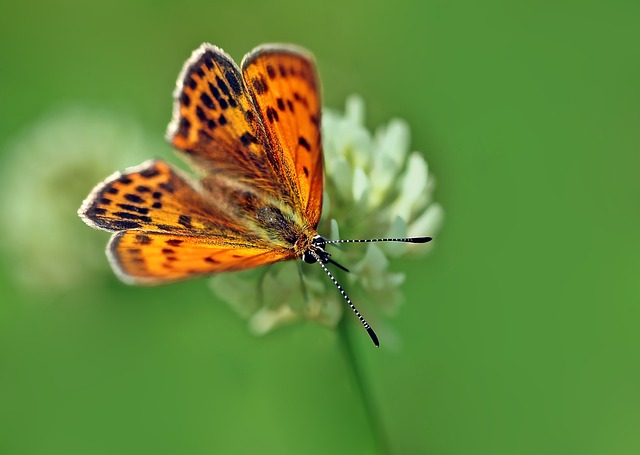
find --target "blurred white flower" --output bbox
[211,95,443,336]
[0,106,164,293]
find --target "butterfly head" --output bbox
[302,234,328,265]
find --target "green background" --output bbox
[1,1,639,454]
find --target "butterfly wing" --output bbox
[108,231,279,285]
[80,160,231,234]
[241,45,324,228]
[166,43,298,208]
[79,160,292,284]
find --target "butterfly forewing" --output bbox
[242,46,324,228]
[167,44,286,198]
[81,160,231,234]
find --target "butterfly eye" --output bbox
[302,250,317,264]
[311,234,326,249]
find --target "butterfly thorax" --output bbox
[252,203,316,254]
[220,184,316,258]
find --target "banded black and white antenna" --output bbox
[309,249,379,347]
[324,236,432,245]
[305,235,432,347]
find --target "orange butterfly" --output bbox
[79,43,431,346]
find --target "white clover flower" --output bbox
[0,106,164,293]
[211,95,443,336]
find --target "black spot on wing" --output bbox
[208,82,228,110]
[266,106,279,123]
[135,234,152,245]
[140,168,160,179]
[298,136,311,151]
[266,65,276,79]
[159,182,175,194]
[196,106,208,121]
[124,194,145,204]
[202,52,215,70]
[178,215,192,228]
[200,93,215,110]
[177,118,191,138]
[240,132,259,146]
[111,220,142,230]
[117,204,149,215]
[252,76,267,94]
[224,70,242,95]
[180,92,191,107]
[216,76,231,97]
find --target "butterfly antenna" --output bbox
[324,236,432,245]
[311,251,379,347]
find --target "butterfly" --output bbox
[78,43,432,346]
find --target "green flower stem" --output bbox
[337,317,390,455]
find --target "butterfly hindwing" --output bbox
[242,45,324,227]
[108,230,287,285]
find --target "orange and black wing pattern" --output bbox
[80,43,325,285]
[107,230,278,285]
[242,45,324,227]
[166,44,298,207]
[79,160,291,284]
